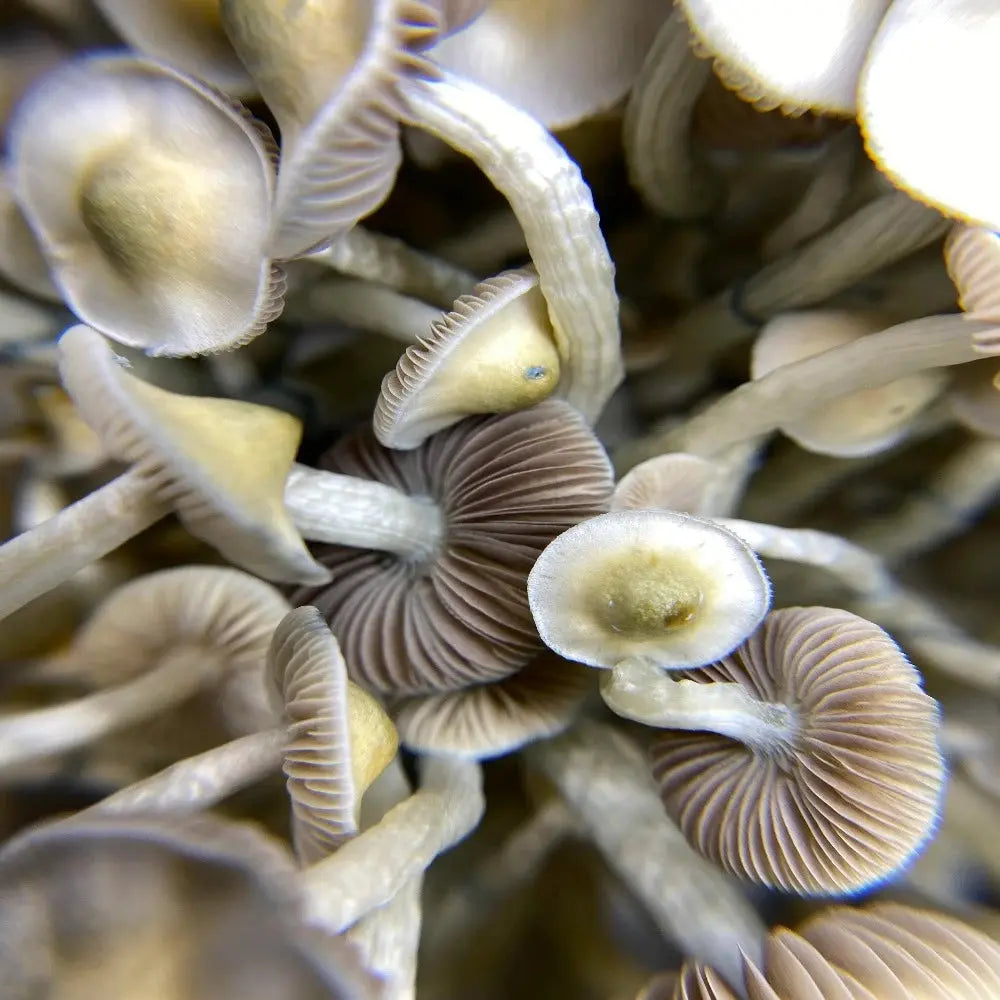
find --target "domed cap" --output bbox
[294,400,613,695]
[611,452,717,515]
[528,509,771,670]
[650,606,944,895]
[374,267,560,449]
[9,55,282,354]
[751,310,947,457]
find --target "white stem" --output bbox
[298,757,483,933]
[717,517,1000,691]
[403,70,622,423]
[623,8,715,218]
[310,227,477,309]
[284,464,444,561]
[526,721,765,987]
[601,657,797,757]
[621,314,991,465]
[0,467,167,621]
[0,647,212,771]
[79,727,286,817]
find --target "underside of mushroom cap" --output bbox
[221,0,440,259]
[293,399,614,696]
[374,267,561,449]
[9,54,282,354]
[94,0,254,95]
[751,310,947,457]
[650,606,944,896]
[393,653,592,759]
[268,606,398,863]
[429,0,670,130]
[678,0,890,115]
[58,325,331,585]
[859,0,1000,232]
[528,509,771,671]
[0,815,378,999]
[945,224,1000,334]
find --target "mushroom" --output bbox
[8,54,283,354]
[93,0,254,95]
[374,266,561,449]
[859,0,1000,232]
[0,814,378,998]
[749,309,947,457]
[294,398,613,695]
[944,223,1000,341]
[607,606,945,895]
[0,565,290,773]
[219,0,441,259]
[527,508,771,671]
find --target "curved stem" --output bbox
[298,757,483,933]
[0,646,213,771]
[284,464,444,561]
[526,721,765,987]
[402,70,622,423]
[621,314,991,466]
[601,657,797,757]
[0,467,167,621]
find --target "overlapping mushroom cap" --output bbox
[650,606,944,895]
[9,55,282,354]
[294,400,613,695]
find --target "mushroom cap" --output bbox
[746,902,1000,999]
[69,565,291,735]
[650,606,944,895]
[374,267,561,450]
[393,653,592,759]
[293,399,614,696]
[859,0,1000,232]
[94,0,255,95]
[678,0,890,115]
[430,0,670,130]
[9,54,282,354]
[527,509,771,671]
[611,452,718,515]
[944,224,1000,339]
[0,815,377,999]
[268,606,398,863]
[0,180,60,301]
[751,310,947,457]
[58,325,331,585]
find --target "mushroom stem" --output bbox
[0,467,168,621]
[621,314,994,466]
[526,720,765,987]
[284,463,444,561]
[402,70,623,423]
[298,757,484,933]
[601,656,798,757]
[79,727,286,818]
[0,646,218,771]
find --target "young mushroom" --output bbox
[611,606,945,895]
[527,508,771,671]
[373,266,561,449]
[8,54,283,354]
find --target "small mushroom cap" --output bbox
[58,325,331,585]
[751,310,947,457]
[611,452,718,515]
[94,0,255,95]
[294,399,614,695]
[859,0,1000,231]
[0,815,377,999]
[9,54,282,354]
[374,267,561,449]
[268,606,398,863]
[394,653,592,759]
[650,606,944,895]
[944,224,1000,335]
[678,0,890,114]
[747,902,1000,999]
[0,180,60,301]
[527,509,771,671]
[430,0,670,130]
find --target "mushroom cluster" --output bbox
[2,1,1000,997]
